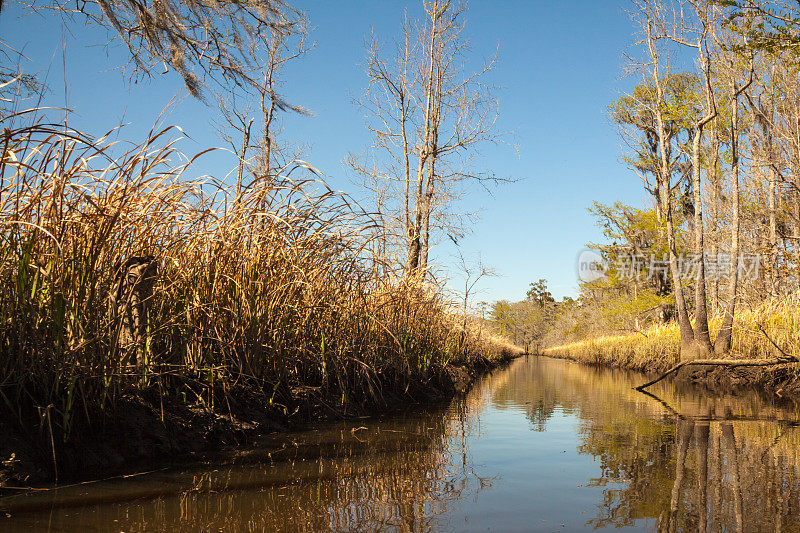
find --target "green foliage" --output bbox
[489,279,562,352]
[609,73,701,210]
[545,201,680,347]
[526,279,555,306]
[719,1,800,56]
[588,201,670,257]
[609,73,702,135]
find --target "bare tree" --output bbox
[215,94,255,198]
[214,11,312,204]
[714,26,754,353]
[455,249,495,348]
[744,61,779,295]
[350,0,503,278]
[23,0,299,98]
[635,0,698,360]
[253,17,313,187]
[677,0,720,356]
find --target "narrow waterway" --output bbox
[2,356,800,532]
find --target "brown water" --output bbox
[2,356,800,532]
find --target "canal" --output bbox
[2,356,799,531]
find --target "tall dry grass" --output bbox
[0,117,515,434]
[543,295,800,374]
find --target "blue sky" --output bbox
[1,0,652,303]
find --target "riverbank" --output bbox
[5,356,799,531]
[543,296,800,397]
[0,122,524,491]
[0,349,521,491]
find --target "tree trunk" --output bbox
[420,63,442,273]
[691,125,714,356]
[716,82,742,354]
[420,156,435,272]
[695,420,710,533]
[406,0,439,276]
[795,181,800,290]
[764,99,778,296]
[401,94,412,255]
[109,257,158,369]
[235,119,253,199]
[689,32,719,358]
[651,67,695,358]
[668,418,693,532]
[708,119,721,311]
[722,424,744,533]
[258,60,278,212]
[664,189,696,358]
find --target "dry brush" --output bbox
[0,116,516,443]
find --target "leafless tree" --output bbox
[634,0,699,359]
[214,11,312,204]
[713,27,754,354]
[667,0,722,357]
[22,0,300,99]
[455,249,494,344]
[349,0,505,278]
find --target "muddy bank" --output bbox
[675,363,800,397]
[542,351,800,400]
[0,353,519,491]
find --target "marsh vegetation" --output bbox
[3,357,799,531]
[490,1,800,389]
[0,0,518,486]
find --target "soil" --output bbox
[676,363,800,398]
[546,349,800,403]
[0,353,519,492]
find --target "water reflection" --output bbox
[2,357,800,531]
[0,414,479,532]
[492,358,800,532]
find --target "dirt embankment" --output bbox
[544,349,800,400]
[674,363,800,397]
[0,353,519,491]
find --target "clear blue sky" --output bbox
[1,0,651,303]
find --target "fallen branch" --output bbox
[633,356,799,391]
[756,323,792,357]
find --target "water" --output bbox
[2,356,800,532]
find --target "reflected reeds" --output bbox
[4,357,800,531]
[0,409,488,532]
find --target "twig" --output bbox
[635,321,800,391]
[634,356,799,391]
[0,466,170,494]
[756,323,791,357]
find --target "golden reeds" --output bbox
[0,119,515,435]
[544,294,800,375]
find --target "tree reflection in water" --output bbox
[494,358,800,531]
[2,357,800,531]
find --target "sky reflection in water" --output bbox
[2,356,799,532]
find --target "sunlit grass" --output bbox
[0,119,518,436]
[544,295,800,373]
